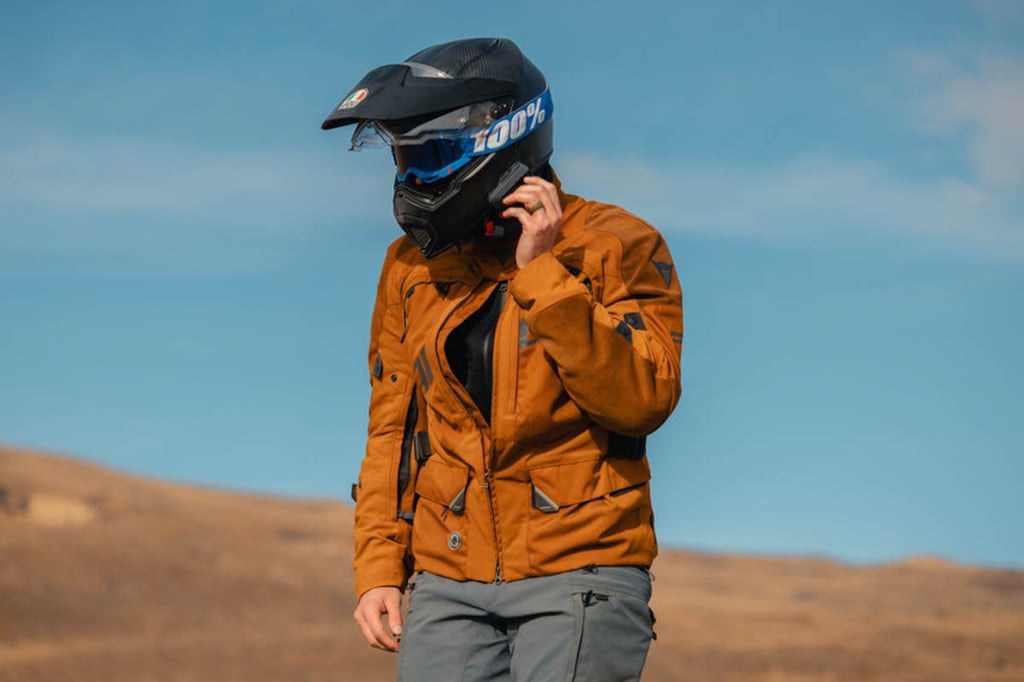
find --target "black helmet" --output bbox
[321,38,554,258]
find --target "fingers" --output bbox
[501,175,562,268]
[385,589,403,639]
[500,205,535,226]
[354,606,398,652]
[353,588,402,652]
[502,176,561,222]
[523,175,561,212]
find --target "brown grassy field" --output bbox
[1,445,1022,681]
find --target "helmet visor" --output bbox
[349,89,553,184]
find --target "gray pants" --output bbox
[396,566,655,682]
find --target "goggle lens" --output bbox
[393,137,475,183]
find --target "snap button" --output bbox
[447,531,462,551]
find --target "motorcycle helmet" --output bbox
[321,38,554,258]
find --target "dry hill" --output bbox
[1,446,1022,681]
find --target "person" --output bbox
[321,37,683,681]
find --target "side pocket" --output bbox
[526,458,654,572]
[567,585,654,681]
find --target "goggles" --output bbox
[350,89,553,184]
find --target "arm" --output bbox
[509,207,683,437]
[352,244,414,650]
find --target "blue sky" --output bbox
[2,1,1022,568]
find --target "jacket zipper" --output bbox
[434,278,507,583]
[488,281,508,583]
[481,470,501,583]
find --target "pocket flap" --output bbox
[528,457,651,507]
[414,458,470,508]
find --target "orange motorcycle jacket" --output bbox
[352,177,683,598]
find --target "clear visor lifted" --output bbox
[349,88,553,184]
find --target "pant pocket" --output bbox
[567,584,654,682]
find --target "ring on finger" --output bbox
[527,200,545,214]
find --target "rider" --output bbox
[322,37,683,681]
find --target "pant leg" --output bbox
[396,571,512,682]
[502,579,575,682]
[503,567,655,682]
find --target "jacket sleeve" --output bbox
[353,243,415,598]
[508,211,683,437]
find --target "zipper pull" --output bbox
[480,471,491,489]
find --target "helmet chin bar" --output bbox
[392,154,491,259]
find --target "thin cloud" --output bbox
[911,51,1024,191]
[0,131,389,223]
[559,152,1022,261]
[971,0,1024,25]
[560,46,1024,263]
[0,126,395,273]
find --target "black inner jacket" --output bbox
[444,283,506,425]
